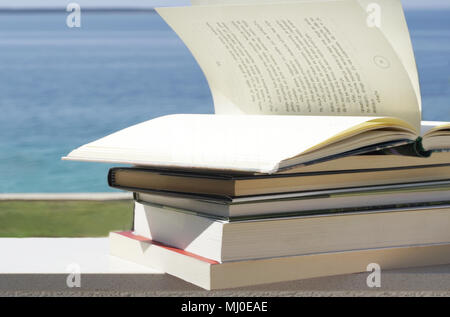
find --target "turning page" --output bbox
[157,0,420,129]
[191,0,421,111]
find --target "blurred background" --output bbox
[0,0,449,193]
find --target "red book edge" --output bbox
[115,231,219,265]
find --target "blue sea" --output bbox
[0,10,449,193]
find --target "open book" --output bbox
[64,0,450,174]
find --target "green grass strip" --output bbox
[0,200,134,237]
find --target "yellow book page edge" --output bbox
[300,117,417,155]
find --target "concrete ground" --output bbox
[0,238,449,296]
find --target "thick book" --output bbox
[133,201,450,262]
[64,116,449,174]
[133,180,450,219]
[108,163,450,197]
[63,0,450,174]
[110,231,450,290]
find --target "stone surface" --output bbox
[1,238,449,296]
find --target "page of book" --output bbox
[191,0,421,111]
[64,114,415,173]
[421,122,450,136]
[420,121,450,151]
[157,0,420,129]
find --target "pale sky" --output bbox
[0,0,449,9]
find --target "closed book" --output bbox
[110,231,450,290]
[133,201,450,262]
[109,163,450,197]
[133,180,450,219]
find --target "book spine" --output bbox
[107,168,117,187]
[377,137,431,158]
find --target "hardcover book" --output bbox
[132,180,450,219]
[108,163,450,197]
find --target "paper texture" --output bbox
[65,114,396,173]
[190,0,421,110]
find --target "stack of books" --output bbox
[64,1,450,290]
[104,157,450,290]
